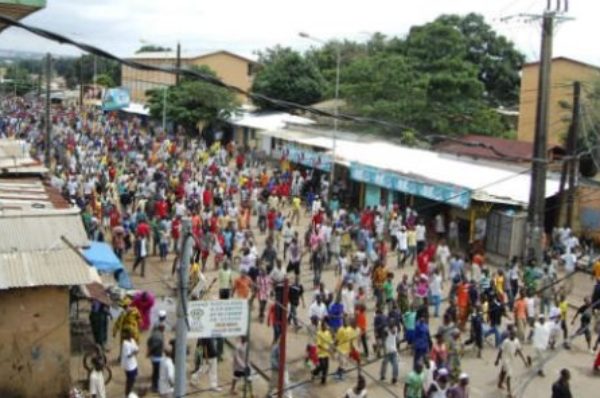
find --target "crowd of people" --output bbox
[2,96,600,398]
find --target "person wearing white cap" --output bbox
[427,368,450,398]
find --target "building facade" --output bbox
[517,57,600,146]
[121,50,257,103]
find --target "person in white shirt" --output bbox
[379,325,400,384]
[434,213,445,237]
[448,218,459,249]
[121,330,139,396]
[415,220,426,254]
[435,240,451,281]
[395,226,408,267]
[308,296,328,321]
[389,216,400,250]
[429,269,443,318]
[495,326,529,397]
[561,250,578,293]
[158,350,175,398]
[529,315,551,377]
[341,283,357,316]
[89,358,106,398]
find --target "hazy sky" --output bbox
[0,0,596,64]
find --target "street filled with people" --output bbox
[2,96,600,398]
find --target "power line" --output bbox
[0,14,560,164]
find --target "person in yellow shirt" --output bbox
[558,294,570,348]
[593,259,600,282]
[494,269,505,297]
[312,322,333,385]
[290,196,301,225]
[335,319,357,380]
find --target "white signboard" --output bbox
[187,299,249,339]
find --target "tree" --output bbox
[95,73,115,88]
[146,65,238,134]
[3,64,35,95]
[135,45,172,54]
[432,13,525,106]
[53,55,121,90]
[252,46,325,109]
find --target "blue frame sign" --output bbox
[350,162,471,209]
[102,87,131,111]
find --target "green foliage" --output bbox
[252,46,325,109]
[3,64,35,95]
[136,45,172,54]
[53,55,121,89]
[95,73,115,88]
[146,65,238,134]
[255,14,523,138]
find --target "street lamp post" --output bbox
[299,32,341,199]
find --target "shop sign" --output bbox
[102,87,130,111]
[187,299,249,339]
[350,162,471,209]
[277,144,332,172]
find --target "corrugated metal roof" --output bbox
[0,249,99,290]
[0,209,89,252]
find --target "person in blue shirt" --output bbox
[327,296,345,334]
[224,228,234,257]
[413,315,431,369]
[373,307,389,357]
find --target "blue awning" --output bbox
[83,241,133,289]
[84,241,123,273]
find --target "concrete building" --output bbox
[121,50,258,103]
[517,57,600,146]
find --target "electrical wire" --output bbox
[0,14,558,164]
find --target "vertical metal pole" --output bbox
[174,218,193,397]
[526,11,554,262]
[277,278,289,398]
[176,42,181,86]
[45,53,52,169]
[330,45,341,197]
[566,81,581,228]
[242,306,252,398]
[162,87,167,132]
[79,55,84,110]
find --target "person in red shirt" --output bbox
[171,216,181,252]
[312,209,324,228]
[456,280,470,331]
[154,198,168,219]
[203,187,213,209]
[267,208,277,232]
[417,250,430,276]
[236,153,245,170]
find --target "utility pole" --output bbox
[277,279,289,398]
[79,55,84,110]
[174,218,193,398]
[526,5,558,263]
[175,42,181,86]
[566,81,581,227]
[44,53,52,169]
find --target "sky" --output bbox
[0,0,596,65]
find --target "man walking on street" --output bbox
[380,325,400,384]
[495,326,529,398]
